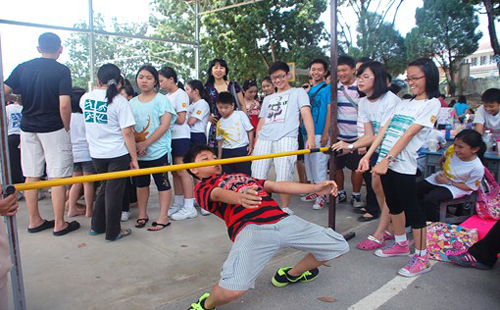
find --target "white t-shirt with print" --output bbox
[70,113,92,163]
[166,89,190,140]
[258,87,310,141]
[216,111,253,149]
[6,103,22,136]
[426,145,484,198]
[473,105,500,141]
[80,90,136,159]
[377,98,441,175]
[188,99,210,134]
[358,91,400,136]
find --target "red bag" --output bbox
[476,168,500,220]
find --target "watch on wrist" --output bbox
[347,144,354,152]
[385,155,396,163]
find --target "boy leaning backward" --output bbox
[184,145,349,310]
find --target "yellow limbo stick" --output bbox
[14,147,331,191]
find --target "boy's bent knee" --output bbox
[216,286,246,300]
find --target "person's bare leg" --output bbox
[67,183,85,217]
[150,189,172,230]
[204,284,246,309]
[83,181,95,218]
[351,171,363,193]
[371,175,391,241]
[288,253,328,277]
[52,185,68,232]
[335,170,345,191]
[25,177,44,229]
[137,186,150,223]
[391,213,406,236]
[172,171,183,196]
[413,227,427,250]
[280,193,291,209]
[174,157,194,199]
[296,161,308,184]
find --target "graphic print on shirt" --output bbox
[84,99,108,124]
[265,93,289,124]
[134,115,151,142]
[218,174,267,197]
[216,121,240,144]
[378,114,415,163]
[10,113,22,128]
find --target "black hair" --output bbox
[207,59,229,84]
[356,61,389,100]
[242,79,258,92]
[309,59,329,71]
[466,108,475,115]
[262,76,272,84]
[481,88,500,104]
[338,55,356,68]
[187,79,209,102]
[325,70,331,78]
[387,73,393,82]
[38,32,61,53]
[268,61,290,75]
[70,87,86,113]
[458,95,467,104]
[159,66,184,90]
[407,58,440,99]
[454,129,486,160]
[449,99,456,107]
[136,65,160,90]
[357,57,373,64]
[402,94,413,100]
[389,84,401,95]
[183,144,216,179]
[439,94,446,99]
[97,63,122,105]
[217,91,236,108]
[120,84,137,98]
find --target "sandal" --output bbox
[356,235,385,251]
[27,220,55,233]
[112,228,132,241]
[53,221,81,236]
[353,208,367,214]
[135,218,149,228]
[147,222,171,231]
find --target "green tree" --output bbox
[406,0,482,95]
[349,12,407,75]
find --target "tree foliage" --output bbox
[406,0,482,95]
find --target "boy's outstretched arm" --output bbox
[210,186,263,208]
[264,180,338,197]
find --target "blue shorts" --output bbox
[190,132,207,146]
[171,138,191,158]
[221,146,251,175]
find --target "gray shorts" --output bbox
[73,161,95,174]
[219,215,349,291]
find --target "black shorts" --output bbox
[221,146,251,175]
[171,138,191,158]
[190,132,207,146]
[336,149,362,171]
[73,161,96,174]
[297,133,305,161]
[134,154,171,191]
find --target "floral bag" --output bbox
[476,168,500,220]
[427,222,478,262]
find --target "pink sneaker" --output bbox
[301,193,318,202]
[398,254,432,277]
[383,231,395,240]
[356,235,385,251]
[374,241,410,258]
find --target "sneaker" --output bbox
[335,191,347,203]
[448,252,491,270]
[200,208,211,216]
[168,204,183,217]
[383,231,395,240]
[350,194,365,208]
[188,292,214,310]
[37,189,46,201]
[398,254,432,277]
[271,267,319,288]
[313,195,326,210]
[301,193,318,202]
[282,207,294,215]
[171,206,198,221]
[374,241,410,258]
[120,211,130,222]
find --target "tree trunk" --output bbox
[266,24,276,63]
[483,0,500,74]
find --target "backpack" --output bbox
[475,167,500,220]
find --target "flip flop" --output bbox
[89,230,103,236]
[112,228,132,241]
[147,222,171,231]
[353,208,367,214]
[135,218,149,228]
[53,221,81,236]
[28,220,55,233]
[357,214,379,222]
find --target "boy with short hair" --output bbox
[251,61,316,214]
[216,91,254,175]
[473,88,500,140]
[184,145,349,310]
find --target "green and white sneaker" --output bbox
[188,292,215,310]
[271,267,319,288]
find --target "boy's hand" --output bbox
[305,137,316,149]
[320,134,329,147]
[247,144,253,155]
[0,186,18,217]
[314,181,338,196]
[238,185,262,208]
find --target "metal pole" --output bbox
[0,34,27,310]
[88,0,95,89]
[195,0,200,79]
[328,0,339,230]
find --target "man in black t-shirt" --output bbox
[4,32,79,236]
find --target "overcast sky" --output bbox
[0,0,493,77]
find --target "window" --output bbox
[480,56,487,66]
[471,57,478,66]
[490,55,496,64]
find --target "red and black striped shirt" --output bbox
[195,173,288,241]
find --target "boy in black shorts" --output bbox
[184,145,349,310]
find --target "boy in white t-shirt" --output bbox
[474,88,500,141]
[5,95,23,185]
[252,61,316,214]
[216,92,254,175]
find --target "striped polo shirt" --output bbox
[195,173,288,241]
[337,81,360,142]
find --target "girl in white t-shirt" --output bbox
[359,58,442,277]
[80,63,138,241]
[419,129,485,222]
[186,80,210,146]
[159,67,197,221]
[332,61,400,249]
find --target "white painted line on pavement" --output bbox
[347,261,438,310]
